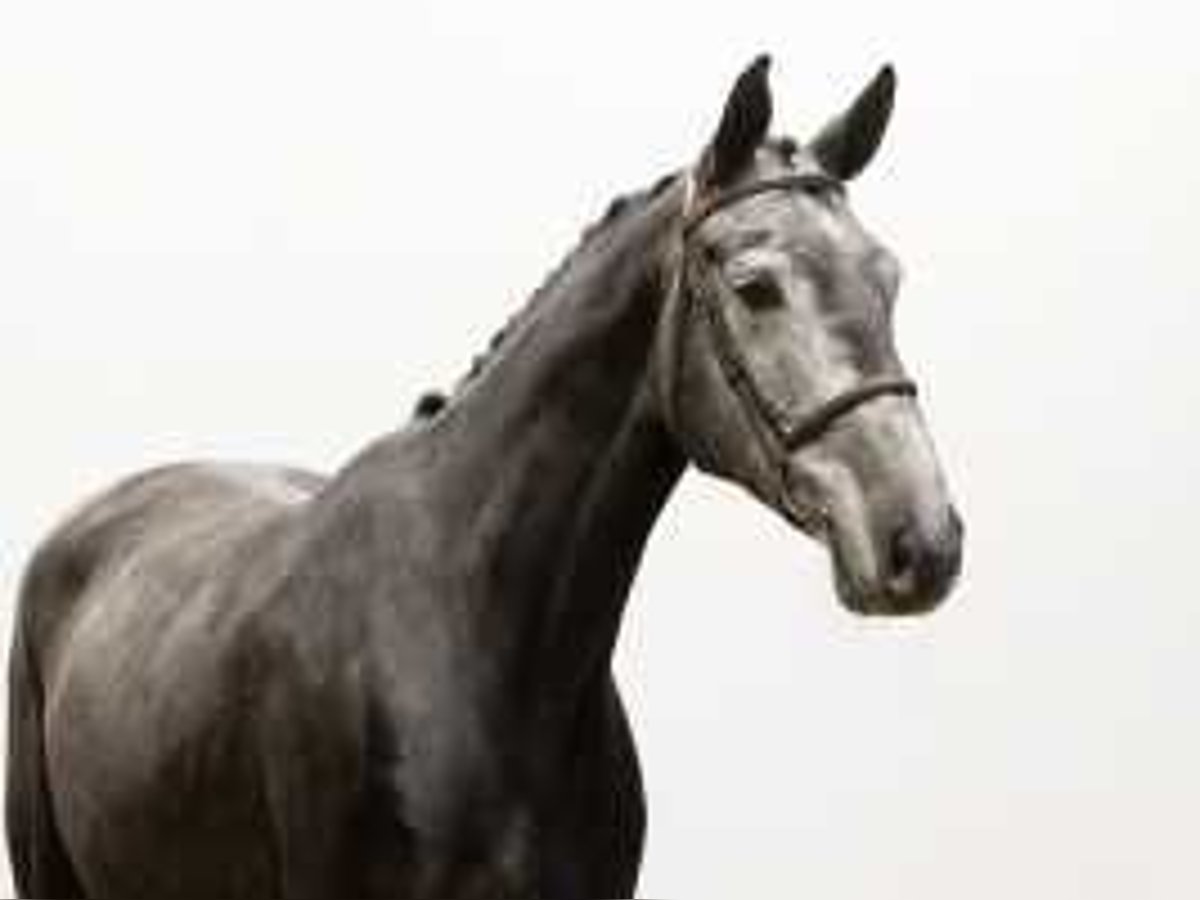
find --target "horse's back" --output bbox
[19,461,321,669]
[9,461,325,898]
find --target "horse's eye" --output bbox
[733,275,784,311]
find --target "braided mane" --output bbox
[411,171,680,419]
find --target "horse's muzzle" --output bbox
[836,507,964,616]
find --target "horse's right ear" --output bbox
[700,55,773,188]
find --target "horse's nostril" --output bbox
[887,524,919,586]
[882,513,963,611]
[949,507,965,542]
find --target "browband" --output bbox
[682,173,842,238]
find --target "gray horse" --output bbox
[7,56,962,899]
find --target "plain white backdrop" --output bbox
[3,1,1200,896]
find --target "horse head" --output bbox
[657,56,963,615]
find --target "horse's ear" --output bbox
[700,55,773,188]
[809,64,896,181]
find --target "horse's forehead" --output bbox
[734,144,878,251]
[751,142,825,179]
[695,141,890,266]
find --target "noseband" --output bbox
[671,173,917,458]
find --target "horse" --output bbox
[7,56,963,899]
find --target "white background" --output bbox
[2,1,1200,897]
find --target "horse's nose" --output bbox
[882,508,963,613]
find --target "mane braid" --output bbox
[411,171,681,420]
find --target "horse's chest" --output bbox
[354,691,643,898]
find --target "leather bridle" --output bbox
[664,171,917,520]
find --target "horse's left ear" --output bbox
[810,64,897,181]
[701,54,773,188]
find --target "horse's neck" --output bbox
[327,189,686,714]
[434,192,686,706]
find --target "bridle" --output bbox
[664,171,917,523]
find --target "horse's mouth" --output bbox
[775,483,875,613]
[830,541,877,615]
[777,493,877,614]
[829,558,890,616]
